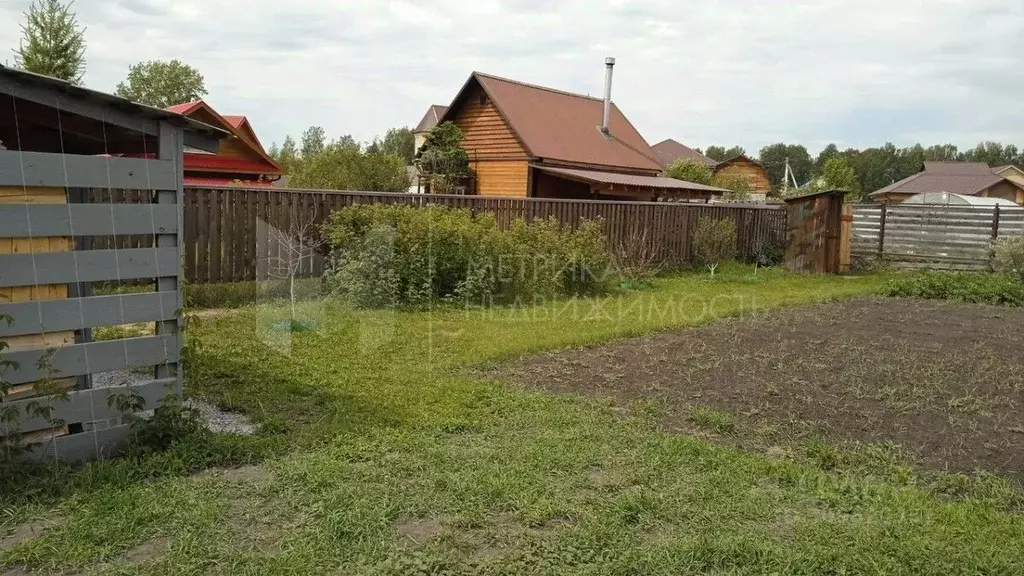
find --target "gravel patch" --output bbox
[89,370,256,435]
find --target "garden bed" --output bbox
[494,298,1024,482]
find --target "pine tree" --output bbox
[15,0,87,84]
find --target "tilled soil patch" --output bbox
[493,298,1024,482]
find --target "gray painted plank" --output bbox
[0,203,178,237]
[3,335,179,385]
[0,151,176,189]
[7,378,177,434]
[21,425,131,464]
[0,292,179,337]
[0,247,178,287]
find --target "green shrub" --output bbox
[992,236,1024,282]
[321,204,610,307]
[885,271,1024,306]
[692,217,737,276]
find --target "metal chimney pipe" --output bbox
[601,57,615,134]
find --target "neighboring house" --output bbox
[994,165,1024,189]
[166,100,282,187]
[431,66,728,201]
[869,162,1024,205]
[651,139,718,168]
[712,154,772,195]
[413,104,448,153]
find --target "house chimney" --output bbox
[601,57,615,134]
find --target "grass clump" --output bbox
[885,270,1024,306]
[686,405,736,434]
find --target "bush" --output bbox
[992,236,1024,282]
[692,217,737,276]
[885,271,1024,306]
[321,204,610,307]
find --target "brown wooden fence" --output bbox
[89,187,787,283]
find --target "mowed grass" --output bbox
[3,267,1024,575]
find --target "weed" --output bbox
[686,405,736,434]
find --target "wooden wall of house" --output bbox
[715,160,772,194]
[454,87,528,161]
[474,161,529,196]
[981,181,1024,205]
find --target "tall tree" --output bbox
[664,159,714,185]
[300,126,326,158]
[923,144,960,162]
[704,145,746,162]
[819,157,860,198]
[416,121,469,194]
[759,143,813,190]
[275,136,298,171]
[815,143,841,173]
[115,60,206,108]
[15,0,86,84]
[377,127,416,164]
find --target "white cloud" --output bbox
[0,0,1020,155]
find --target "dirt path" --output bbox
[492,298,1024,482]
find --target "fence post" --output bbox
[877,203,887,261]
[991,204,1001,240]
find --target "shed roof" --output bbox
[870,162,1007,198]
[414,105,448,133]
[0,65,226,154]
[533,165,729,193]
[441,72,663,173]
[651,139,718,168]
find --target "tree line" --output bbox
[266,126,415,192]
[700,141,1024,199]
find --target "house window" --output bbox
[478,93,487,106]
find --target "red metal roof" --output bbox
[442,72,663,173]
[651,139,718,168]
[166,100,281,177]
[870,162,1009,198]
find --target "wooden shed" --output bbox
[0,65,224,462]
[783,189,848,274]
[713,155,772,195]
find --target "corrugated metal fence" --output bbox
[92,187,788,283]
[851,203,1024,270]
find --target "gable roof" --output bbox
[870,161,1007,198]
[440,72,662,173]
[714,154,764,170]
[166,99,280,174]
[414,105,448,133]
[651,139,718,168]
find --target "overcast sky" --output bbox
[1,0,1020,155]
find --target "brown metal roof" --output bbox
[651,139,718,168]
[870,162,1008,198]
[414,104,448,133]
[533,165,729,193]
[443,72,663,173]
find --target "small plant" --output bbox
[992,236,1024,282]
[126,392,206,455]
[692,217,738,276]
[611,227,662,290]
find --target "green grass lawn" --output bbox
[3,267,1023,575]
